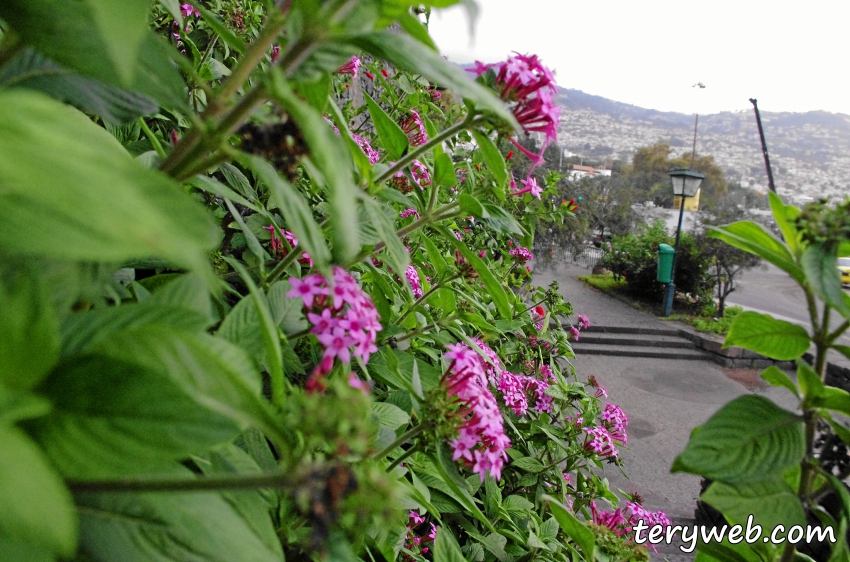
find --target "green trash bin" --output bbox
[657,244,675,284]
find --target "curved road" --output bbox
[726,263,850,346]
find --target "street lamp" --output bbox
[661,168,705,316]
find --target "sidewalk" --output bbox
[533,260,800,561]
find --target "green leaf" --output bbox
[190,175,260,212]
[267,280,308,336]
[472,130,507,187]
[544,495,595,559]
[434,527,466,562]
[459,192,486,218]
[769,192,803,254]
[226,199,266,261]
[60,302,209,357]
[131,33,189,110]
[362,197,410,276]
[431,446,496,532]
[503,495,534,512]
[420,234,448,277]
[364,92,409,161]
[0,90,217,274]
[702,477,806,530]
[352,32,518,128]
[75,465,282,562]
[672,395,805,482]
[0,426,77,558]
[245,155,331,269]
[192,3,246,54]
[149,273,214,328]
[480,203,524,235]
[511,457,545,473]
[433,152,457,188]
[0,47,157,125]
[372,402,410,430]
[0,271,59,391]
[217,294,268,362]
[31,352,243,478]
[724,312,811,360]
[760,366,799,398]
[441,227,512,319]
[267,70,360,263]
[797,361,826,404]
[0,0,150,88]
[814,386,850,416]
[708,222,804,283]
[0,389,52,425]
[802,243,850,317]
[38,326,282,478]
[194,445,284,558]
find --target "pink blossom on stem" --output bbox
[467,52,559,165]
[442,344,510,481]
[509,246,534,262]
[180,3,200,17]
[569,326,580,341]
[583,426,619,459]
[337,56,361,77]
[400,208,420,219]
[511,175,542,199]
[405,265,423,298]
[577,313,591,330]
[288,267,382,365]
[401,110,428,146]
[271,45,280,63]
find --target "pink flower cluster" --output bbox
[443,343,510,481]
[337,56,361,77]
[402,512,436,560]
[263,226,312,266]
[352,133,381,164]
[577,314,591,330]
[602,403,628,445]
[405,265,423,299]
[401,110,428,147]
[180,3,199,17]
[390,160,431,191]
[400,208,420,219]
[468,53,560,164]
[471,338,553,417]
[583,426,619,459]
[496,372,552,416]
[591,501,671,551]
[287,267,381,365]
[509,246,534,262]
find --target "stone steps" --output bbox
[572,326,710,360]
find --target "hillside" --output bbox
[555,88,850,204]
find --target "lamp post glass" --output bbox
[662,169,705,316]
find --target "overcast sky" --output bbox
[428,0,850,116]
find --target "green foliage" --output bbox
[0,1,655,560]
[691,306,742,335]
[599,220,712,303]
[678,194,850,560]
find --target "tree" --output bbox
[572,175,638,238]
[696,202,762,316]
[624,142,728,208]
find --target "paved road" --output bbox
[534,262,801,561]
[727,263,850,348]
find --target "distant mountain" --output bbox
[554,88,850,203]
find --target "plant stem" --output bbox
[397,277,457,324]
[372,423,429,460]
[137,118,167,158]
[374,114,479,186]
[387,442,423,472]
[67,470,296,493]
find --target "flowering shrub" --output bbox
[0,1,669,560]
